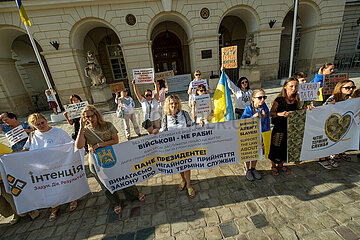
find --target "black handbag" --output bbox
[141,119,152,129]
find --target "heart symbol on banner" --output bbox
[325,113,352,142]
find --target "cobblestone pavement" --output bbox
[0,75,359,240]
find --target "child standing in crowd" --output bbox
[188,70,209,107]
[153,78,169,108]
[75,105,145,215]
[311,63,334,106]
[293,72,307,83]
[45,88,58,115]
[318,80,356,168]
[241,89,270,181]
[22,113,77,222]
[192,84,213,125]
[132,79,162,134]
[115,89,141,140]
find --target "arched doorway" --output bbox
[219,16,247,81]
[279,3,319,77]
[151,21,191,75]
[0,27,54,115]
[83,27,129,89]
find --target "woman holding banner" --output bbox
[160,95,197,198]
[75,105,145,215]
[192,84,213,125]
[22,113,76,222]
[132,79,162,134]
[241,89,270,181]
[318,80,356,168]
[268,77,301,175]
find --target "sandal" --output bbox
[329,160,339,168]
[187,187,196,198]
[280,166,291,175]
[178,181,186,191]
[114,204,122,214]
[138,193,146,202]
[49,207,59,222]
[69,200,78,212]
[318,159,332,169]
[271,167,279,176]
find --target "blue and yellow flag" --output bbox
[16,0,31,26]
[212,71,235,122]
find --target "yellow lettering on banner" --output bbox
[132,147,207,171]
[237,119,261,162]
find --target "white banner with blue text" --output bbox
[0,143,90,214]
[93,119,262,193]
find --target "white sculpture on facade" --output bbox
[242,34,260,66]
[84,51,106,86]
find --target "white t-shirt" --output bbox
[160,110,194,132]
[227,78,253,110]
[115,97,135,114]
[188,79,209,96]
[152,88,168,108]
[45,89,56,102]
[141,98,162,121]
[23,127,73,151]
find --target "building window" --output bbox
[107,45,127,80]
[356,30,360,52]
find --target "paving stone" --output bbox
[278,226,298,240]
[317,213,339,228]
[318,230,343,240]
[53,224,69,236]
[236,233,249,240]
[95,214,107,226]
[230,204,251,218]
[15,221,32,234]
[246,228,270,240]
[189,228,205,240]
[204,210,220,226]
[89,224,106,236]
[37,226,56,239]
[25,229,42,240]
[79,216,97,231]
[155,224,171,238]
[105,222,124,236]
[328,209,352,224]
[263,226,283,240]
[174,231,192,240]
[107,211,120,223]
[204,226,222,240]
[86,197,98,208]
[123,217,138,232]
[171,221,188,234]
[346,221,360,236]
[234,218,254,233]
[67,209,84,220]
[135,227,155,240]
[250,214,269,229]
[137,214,152,228]
[151,210,167,226]
[217,207,235,222]
[187,216,206,230]
[219,220,239,238]
[115,232,135,240]
[66,219,81,233]
[335,226,358,240]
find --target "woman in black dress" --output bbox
[269,77,300,175]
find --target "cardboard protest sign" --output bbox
[298,83,320,101]
[132,68,154,84]
[109,82,125,93]
[323,73,350,96]
[64,101,88,119]
[92,119,261,193]
[221,46,237,69]
[195,94,211,117]
[154,70,174,81]
[5,125,28,147]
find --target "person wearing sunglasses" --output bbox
[318,80,357,168]
[221,66,253,119]
[132,79,162,134]
[115,89,141,140]
[160,95,197,198]
[240,89,270,181]
[22,113,75,222]
[191,84,213,125]
[75,105,146,216]
[188,70,209,107]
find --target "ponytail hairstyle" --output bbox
[321,62,334,70]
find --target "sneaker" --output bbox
[245,169,254,181]
[251,168,262,180]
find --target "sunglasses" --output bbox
[195,74,201,76]
[254,96,267,100]
[241,81,248,84]
[145,94,152,97]
[198,89,206,93]
[342,86,356,90]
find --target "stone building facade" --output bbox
[0,0,346,116]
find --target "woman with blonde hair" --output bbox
[160,95,196,198]
[23,113,76,222]
[75,105,145,215]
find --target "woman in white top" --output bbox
[132,79,162,134]
[191,84,213,125]
[188,70,209,107]
[160,95,196,198]
[228,76,253,119]
[22,113,76,222]
[115,89,141,140]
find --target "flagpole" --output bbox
[23,24,61,113]
[288,0,299,78]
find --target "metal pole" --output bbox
[24,24,61,112]
[288,0,299,78]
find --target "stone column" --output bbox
[0,58,33,116]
